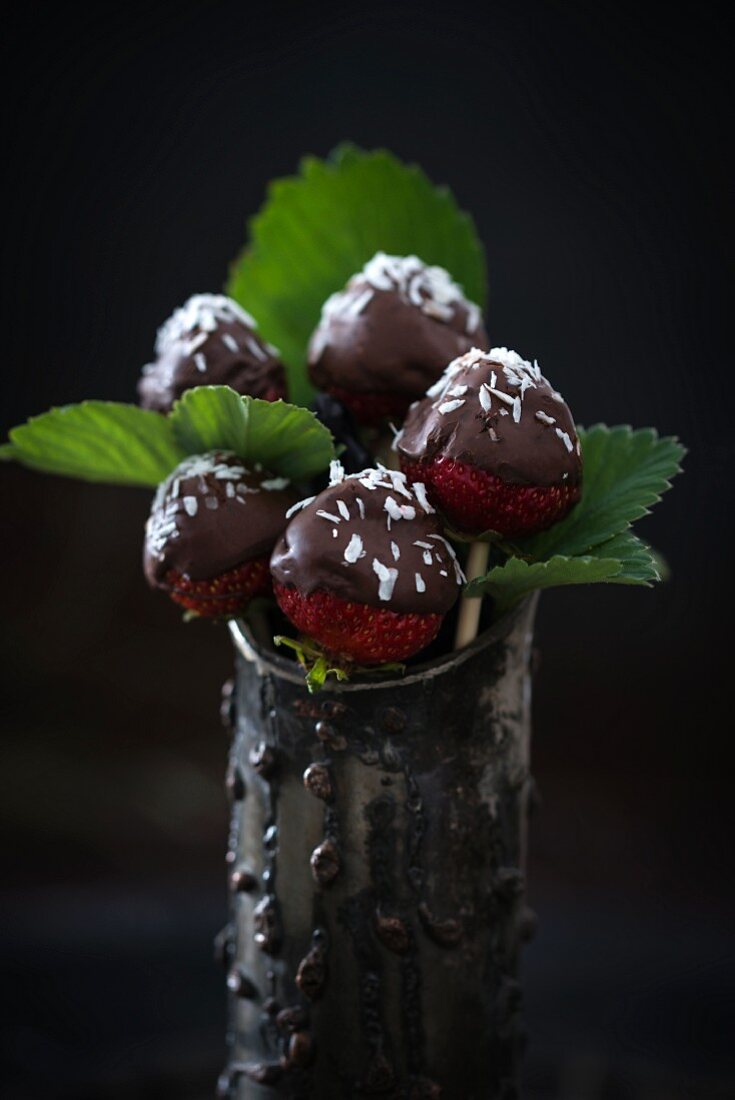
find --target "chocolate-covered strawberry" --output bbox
[144,452,297,617]
[138,294,287,413]
[270,465,464,664]
[397,347,582,538]
[308,253,488,426]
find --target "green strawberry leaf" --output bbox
[520,425,685,559]
[4,402,186,487]
[227,143,487,406]
[169,386,335,481]
[466,552,623,609]
[590,531,661,586]
[467,531,661,613]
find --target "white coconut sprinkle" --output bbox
[225,481,235,498]
[415,573,426,593]
[332,528,338,538]
[448,384,468,397]
[412,482,434,514]
[479,385,492,412]
[440,569,448,577]
[422,550,433,566]
[329,460,345,484]
[348,287,374,317]
[390,541,401,561]
[183,496,198,517]
[285,495,315,519]
[246,335,267,361]
[155,294,259,355]
[438,398,465,415]
[413,540,433,549]
[465,302,481,334]
[356,497,365,519]
[344,533,364,563]
[372,558,398,602]
[551,391,565,403]
[555,428,574,453]
[222,333,239,353]
[512,396,522,424]
[316,509,342,524]
[336,499,351,521]
[188,331,208,354]
[194,353,207,373]
[489,387,515,407]
[384,496,404,522]
[535,411,556,426]
[261,477,290,491]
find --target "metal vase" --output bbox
[217,595,538,1100]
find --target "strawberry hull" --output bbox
[217,595,538,1098]
[273,583,444,664]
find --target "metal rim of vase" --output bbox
[228,594,537,692]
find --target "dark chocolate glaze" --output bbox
[397,347,583,487]
[308,253,489,401]
[138,294,286,412]
[144,451,297,587]
[270,466,463,615]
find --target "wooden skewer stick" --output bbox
[454,541,490,650]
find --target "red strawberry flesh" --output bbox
[400,456,581,538]
[165,555,272,618]
[274,582,443,665]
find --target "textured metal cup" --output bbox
[217,595,537,1099]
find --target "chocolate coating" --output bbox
[138,294,286,412]
[270,466,463,615]
[144,452,297,588]
[308,253,488,401]
[397,348,582,487]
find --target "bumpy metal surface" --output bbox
[218,596,537,1099]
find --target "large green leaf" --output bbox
[227,144,487,406]
[520,425,686,559]
[169,386,335,480]
[4,402,185,487]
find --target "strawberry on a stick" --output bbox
[396,347,583,646]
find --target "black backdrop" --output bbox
[1,3,733,1097]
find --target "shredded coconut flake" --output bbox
[390,541,401,561]
[415,573,426,593]
[372,558,398,602]
[479,385,492,412]
[438,398,466,414]
[535,411,556,426]
[183,496,198,517]
[316,509,342,524]
[194,353,207,373]
[412,482,435,514]
[336,499,351,521]
[555,428,574,453]
[155,294,258,355]
[344,533,364,563]
[285,495,315,519]
[261,477,290,491]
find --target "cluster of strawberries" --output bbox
[141,257,582,665]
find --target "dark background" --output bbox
[1,2,733,1097]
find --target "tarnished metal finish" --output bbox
[221,595,537,1099]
